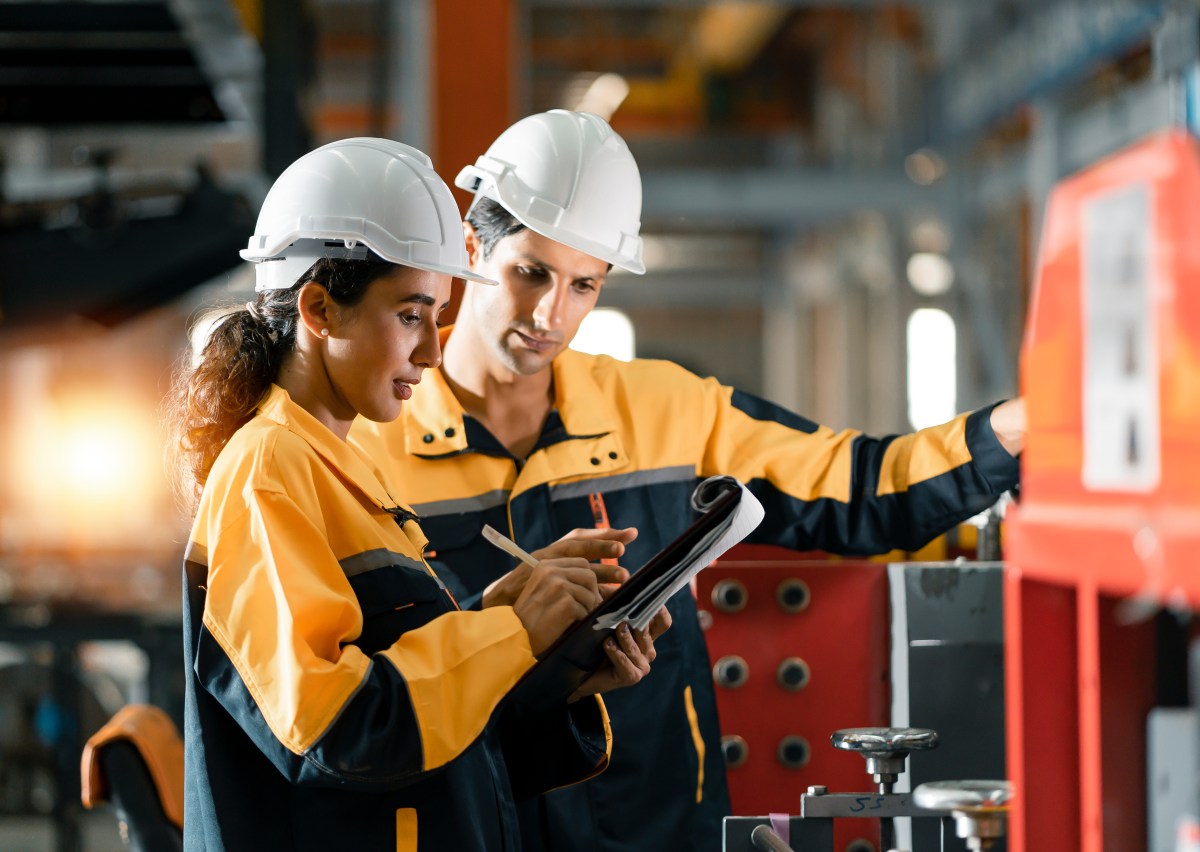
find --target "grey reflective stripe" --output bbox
[549,466,697,502]
[339,548,429,578]
[184,540,208,566]
[410,489,511,518]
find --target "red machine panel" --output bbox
[701,544,890,851]
[1007,130,1200,852]
[1012,129,1200,600]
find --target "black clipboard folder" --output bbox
[508,475,763,709]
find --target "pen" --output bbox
[482,524,540,568]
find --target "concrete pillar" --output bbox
[430,0,515,321]
[431,0,514,212]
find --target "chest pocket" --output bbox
[348,561,452,655]
[418,510,513,599]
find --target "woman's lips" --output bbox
[393,380,413,400]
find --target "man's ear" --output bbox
[296,281,335,340]
[462,221,483,268]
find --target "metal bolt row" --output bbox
[709,578,811,614]
[720,733,812,769]
[713,655,810,691]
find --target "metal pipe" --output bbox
[750,825,796,852]
[881,816,895,851]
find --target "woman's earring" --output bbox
[320,328,330,338]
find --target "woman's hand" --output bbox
[482,526,637,608]
[511,558,604,656]
[568,603,673,702]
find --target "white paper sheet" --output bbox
[593,475,765,632]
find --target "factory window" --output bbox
[570,308,636,361]
[906,308,956,430]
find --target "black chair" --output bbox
[81,704,184,852]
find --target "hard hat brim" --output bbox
[242,237,498,291]
[457,164,646,275]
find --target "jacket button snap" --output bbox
[590,457,601,465]
[444,428,456,438]
[608,451,618,459]
[422,434,434,443]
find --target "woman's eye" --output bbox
[399,311,422,325]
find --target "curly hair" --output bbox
[166,254,393,508]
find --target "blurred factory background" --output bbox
[0,1,1197,850]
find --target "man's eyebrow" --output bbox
[515,253,602,282]
[515,253,556,272]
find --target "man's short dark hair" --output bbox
[464,196,615,274]
[465,197,527,260]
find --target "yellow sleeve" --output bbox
[194,489,537,786]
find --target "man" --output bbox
[351,110,1024,851]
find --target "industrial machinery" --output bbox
[912,781,1014,852]
[698,548,891,852]
[721,724,1012,851]
[703,542,1011,852]
[1007,129,1200,851]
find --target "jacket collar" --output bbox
[550,348,620,437]
[402,326,620,457]
[258,384,411,515]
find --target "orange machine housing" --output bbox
[701,545,890,851]
[1007,130,1200,852]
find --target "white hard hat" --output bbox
[241,137,496,291]
[456,110,645,275]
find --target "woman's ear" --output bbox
[296,281,335,340]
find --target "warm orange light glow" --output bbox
[62,422,141,497]
[9,391,166,550]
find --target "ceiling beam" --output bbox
[530,0,957,7]
[168,0,263,126]
[602,272,767,308]
[933,0,1168,145]
[974,75,1174,207]
[640,167,938,227]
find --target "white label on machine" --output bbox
[1080,182,1160,492]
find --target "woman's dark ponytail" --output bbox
[167,254,392,507]
[167,288,298,505]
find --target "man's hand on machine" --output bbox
[568,603,673,702]
[481,526,638,608]
[989,397,1027,457]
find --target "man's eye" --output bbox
[517,265,548,279]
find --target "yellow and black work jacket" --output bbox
[350,335,1020,852]
[183,385,611,852]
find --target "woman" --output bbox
[169,138,664,851]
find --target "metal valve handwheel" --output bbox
[913,780,1013,851]
[830,727,939,792]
